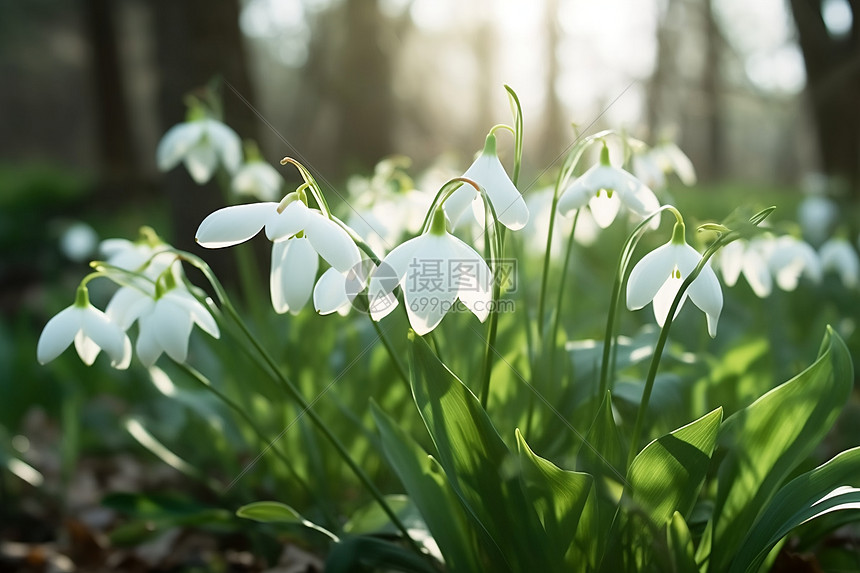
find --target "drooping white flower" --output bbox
[649,141,697,187]
[443,133,529,231]
[626,222,723,337]
[819,237,859,288]
[232,161,284,202]
[715,236,774,298]
[347,189,433,256]
[37,286,131,368]
[767,235,822,291]
[195,196,361,315]
[157,118,242,184]
[521,188,601,256]
[369,207,493,335]
[558,144,660,229]
[122,286,220,367]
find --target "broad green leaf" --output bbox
[706,327,853,571]
[729,447,860,573]
[236,501,339,541]
[578,391,625,479]
[667,512,699,573]
[516,429,596,570]
[628,407,723,528]
[326,535,439,573]
[371,403,485,572]
[409,334,550,571]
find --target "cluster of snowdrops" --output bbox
[35,87,860,572]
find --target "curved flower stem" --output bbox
[503,85,523,185]
[547,210,580,383]
[625,231,737,468]
[478,194,504,409]
[175,250,424,555]
[280,157,332,218]
[598,206,681,400]
[173,361,329,517]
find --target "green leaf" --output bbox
[371,403,484,572]
[516,429,596,570]
[628,407,723,527]
[729,447,860,573]
[326,535,439,573]
[705,327,853,571]
[409,334,550,571]
[667,512,699,573]
[236,501,339,542]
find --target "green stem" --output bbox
[478,195,505,409]
[625,231,736,468]
[547,210,580,384]
[174,362,323,512]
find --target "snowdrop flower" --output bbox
[369,207,492,335]
[157,118,242,184]
[195,195,361,314]
[819,237,859,288]
[767,236,822,291]
[443,133,529,231]
[522,188,599,256]
[558,143,660,229]
[347,190,432,256]
[716,236,774,298]
[124,285,220,367]
[798,194,838,246]
[627,221,723,337]
[232,160,284,202]
[649,141,697,187]
[37,285,131,368]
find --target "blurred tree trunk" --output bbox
[151,0,256,254]
[647,0,676,140]
[334,0,395,172]
[701,0,725,181]
[541,0,565,163]
[82,0,138,197]
[789,0,860,197]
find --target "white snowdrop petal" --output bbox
[265,200,311,242]
[718,240,745,286]
[368,240,421,322]
[652,274,688,327]
[588,192,621,228]
[156,122,203,171]
[81,307,128,364]
[37,306,82,364]
[205,120,242,174]
[443,184,478,229]
[106,287,152,330]
[687,264,723,338]
[304,213,362,272]
[557,181,592,216]
[74,331,101,366]
[627,244,678,310]
[232,162,283,201]
[270,238,318,314]
[168,290,220,338]
[314,268,351,315]
[184,144,218,184]
[136,316,163,367]
[152,300,194,363]
[465,155,529,231]
[449,239,492,323]
[742,247,773,298]
[196,202,279,248]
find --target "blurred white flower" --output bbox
[558,144,660,229]
[626,224,722,337]
[60,222,98,263]
[522,188,599,256]
[819,237,859,288]
[232,161,284,201]
[768,235,822,291]
[157,118,242,184]
[444,133,529,231]
[715,236,774,298]
[196,197,361,314]
[37,286,131,368]
[348,190,432,255]
[798,194,838,246]
[369,208,492,335]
